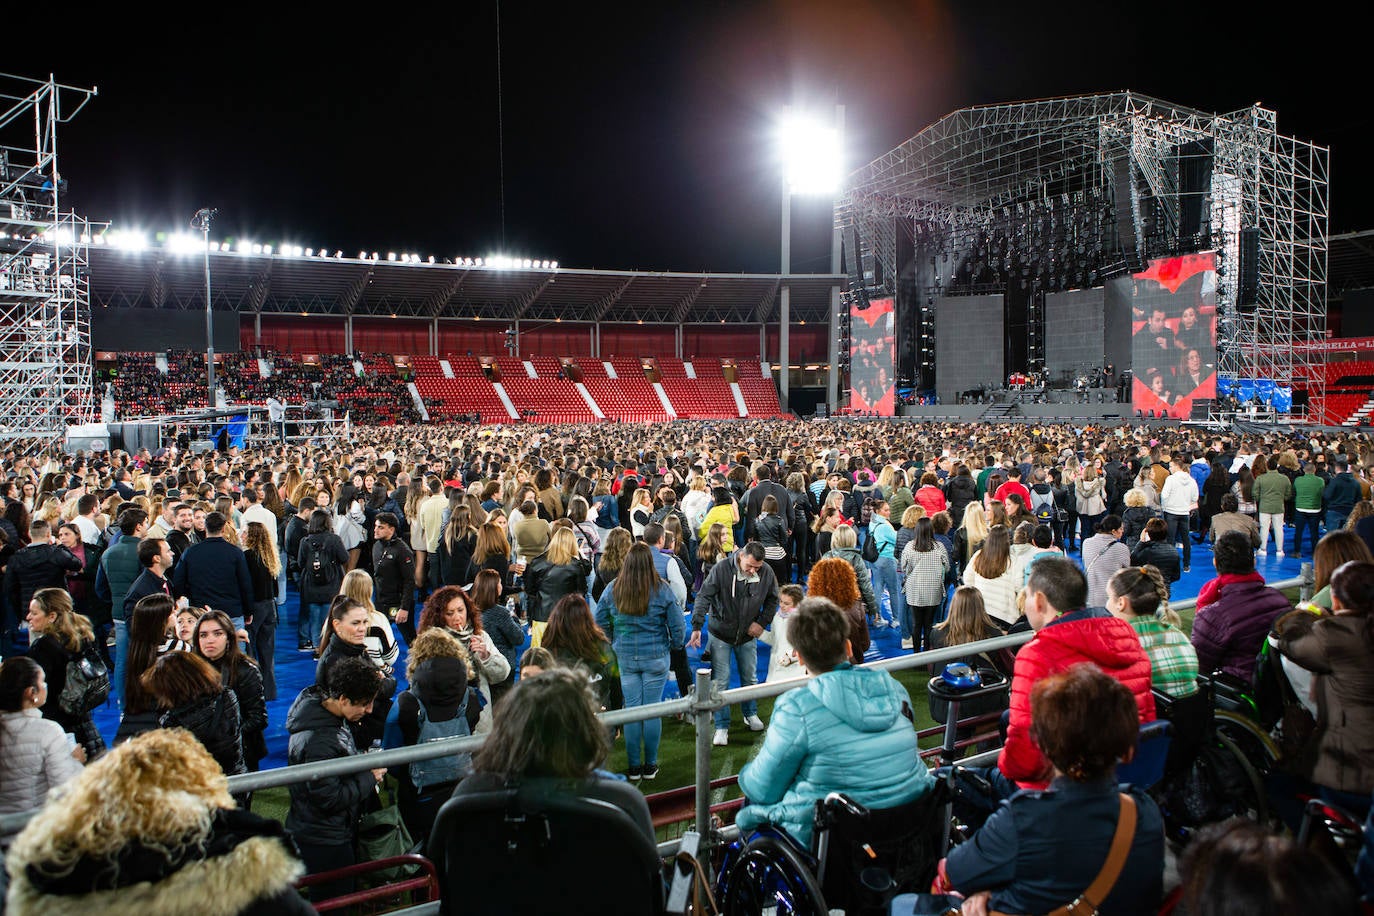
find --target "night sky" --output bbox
[5,2,1367,275]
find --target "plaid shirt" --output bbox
[1131,616,1199,698]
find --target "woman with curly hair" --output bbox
[4,728,313,915]
[418,585,510,732]
[803,558,870,664]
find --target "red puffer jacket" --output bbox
[999,608,1156,789]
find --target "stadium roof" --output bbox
[1329,230,1374,295]
[88,247,844,325]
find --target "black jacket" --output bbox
[436,531,477,587]
[285,687,377,847]
[123,569,172,619]
[742,480,792,540]
[160,689,246,775]
[944,475,979,525]
[171,537,253,619]
[523,554,592,623]
[283,515,309,578]
[373,536,416,612]
[5,543,81,619]
[691,551,779,645]
[1129,537,1182,586]
[296,531,349,605]
[218,657,268,766]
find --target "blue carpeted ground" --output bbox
[89,535,1305,769]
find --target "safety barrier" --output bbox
[0,575,1300,846]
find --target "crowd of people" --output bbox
[1,415,1373,911]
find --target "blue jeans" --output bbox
[1292,511,1322,555]
[620,655,671,768]
[708,637,758,729]
[113,618,129,707]
[1328,510,1350,533]
[301,601,330,647]
[869,556,905,629]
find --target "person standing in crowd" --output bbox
[523,527,593,647]
[595,543,682,779]
[297,508,349,652]
[372,510,417,642]
[241,520,279,700]
[95,508,148,706]
[141,650,245,777]
[115,593,179,743]
[545,593,622,716]
[316,594,396,745]
[1081,514,1130,609]
[689,541,778,747]
[1074,464,1107,546]
[286,656,386,903]
[1253,456,1293,559]
[192,608,268,773]
[1292,459,1326,557]
[1130,518,1182,597]
[4,519,80,657]
[868,497,905,631]
[24,588,105,760]
[1324,454,1361,533]
[417,586,510,732]
[172,511,253,630]
[900,516,949,651]
[1160,454,1200,573]
[823,525,880,625]
[470,569,521,705]
[0,657,86,816]
[804,557,871,665]
[962,525,1020,631]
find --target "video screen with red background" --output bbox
[1126,252,1217,418]
[850,297,895,415]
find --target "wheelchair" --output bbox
[713,788,950,916]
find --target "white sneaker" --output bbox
[744,714,766,732]
[901,637,915,650]
[713,728,729,746]
[1276,551,1285,558]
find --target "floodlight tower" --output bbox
[191,207,217,408]
[779,106,844,416]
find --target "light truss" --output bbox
[837,91,1329,420]
[0,73,99,445]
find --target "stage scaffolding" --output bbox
[836,91,1329,421]
[0,73,99,446]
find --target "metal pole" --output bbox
[192,208,218,409]
[780,180,791,415]
[693,667,714,861]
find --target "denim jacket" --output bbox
[595,581,685,664]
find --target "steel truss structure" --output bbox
[0,73,99,445]
[836,91,1329,419]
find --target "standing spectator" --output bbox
[1325,454,1361,532]
[900,517,949,651]
[341,569,400,676]
[316,595,396,746]
[595,543,683,779]
[1160,455,1200,572]
[1292,460,1326,557]
[4,519,80,657]
[962,525,1020,630]
[1074,465,1107,546]
[115,593,178,743]
[754,495,791,585]
[913,471,947,518]
[193,608,268,773]
[0,657,86,816]
[1253,457,1293,559]
[372,511,416,642]
[1130,518,1182,597]
[823,524,880,623]
[1191,530,1293,681]
[241,521,279,700]
[867,498,905,630]
[296,508,348,652]
[142,650,245,776]
[24,588,105,760]
[1081,515,1131,609]
[285,656,386,903]
[436,504,478,587]
[523,527,593,647]
[95,508,148,705]
[471,568,521,705]
[688,542,778,747]
[545,593,622,715]
[418,586,510,732]
[171,512,253,630]
[804,558,871,665]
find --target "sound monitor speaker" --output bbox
[1238,227,1261,310]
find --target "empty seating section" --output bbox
[106,347,787,424]
[657,358,739,419]
[1307,360,1374,425]
[414,355,511,423]
[576,359,667,423]
[499,357,596,423]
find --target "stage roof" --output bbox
[87,247,843,325]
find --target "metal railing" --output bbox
[0,576,1299,844]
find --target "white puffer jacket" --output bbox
[0,709,83,815]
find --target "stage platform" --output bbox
[897,403,1135,422]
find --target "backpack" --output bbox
[308,537,337,587]
[59,642,111,715]
[408,692,472,792]
[1029,486,1056,524]
[862,527,880,563]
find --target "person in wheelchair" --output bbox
[934,664,1165,916]
[1191,530,1292,682]
[1105,565,1198,699]
[444,665,654,844]
[735,596,935,848]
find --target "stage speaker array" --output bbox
[1238,227,1261,310]
[1111,158,1143,274]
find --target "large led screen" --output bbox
[1124,252,1217,418]
[850,297,895,415]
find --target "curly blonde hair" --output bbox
[806,558,861,610]
[406,627,474,682]
[8,728,232,869]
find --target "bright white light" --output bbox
[335,250,343,258]
[305,248,314,257]
[263,244,273,255]
[371,252,379,260]
[428,256,435,264]
[237,239,253,253]
[166,232,204,255]
[779,113,842,195]
[387,252,396,261]
[221,243,232,252]
[551,261,558,269]
[251,243,263,255]
[358,251,367,260]
[522,258,532,269]
[475,258,484,267]
[109,230,148,252]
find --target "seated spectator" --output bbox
[735,596,935,847]
[285,656,386,902]
[1192,530,1292,681]
[1177,819,1359,915]
[940,664,1164,915]
[1106,566,1198,698]
[1273,559,1374,825]
[1208,493,1260,548]
[5,728,313,915]
[445,665,654,844]
[928,586,1013,677]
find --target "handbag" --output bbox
[355,780,420,884]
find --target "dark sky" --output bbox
[6,1,1367,275]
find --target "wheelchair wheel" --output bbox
[1214,730,1273,827]
[718,835,829,916]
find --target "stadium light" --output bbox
[387,252,397,261]
[779,112,842,196]
[166,232,204,255]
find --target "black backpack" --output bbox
[862,527,880,563]
[308,536,337,587]
[59,642,111,715]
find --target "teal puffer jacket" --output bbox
[735,663,934,847]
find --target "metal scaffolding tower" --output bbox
[0,72,99,446]
[836,91,1329,420]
